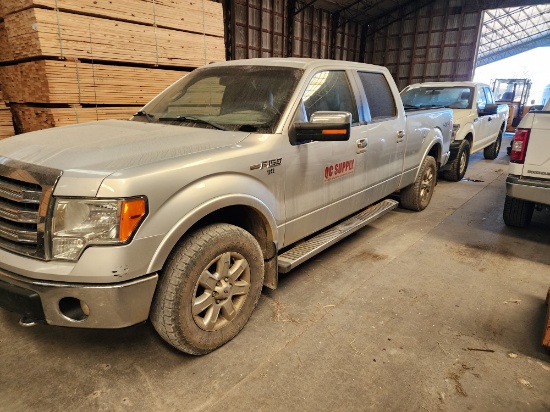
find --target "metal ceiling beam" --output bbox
[476,33,550,66]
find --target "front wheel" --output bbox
[503,195,535,228]
[442,140,470,182]
[151,224,265,355]
[484,128,503,160]
[400,156,437,211]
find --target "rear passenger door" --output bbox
[355,70,405,197]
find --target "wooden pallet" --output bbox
[0,60,188,104]
[0,92,15,139]
[0,0,224,37]
[12,104,140,133]
[2,8,225,67]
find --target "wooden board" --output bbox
[0,106,15,139]
[12,104,140,133]
[0,0,224,37]
[2,8,225,67]
[0,60,188,104]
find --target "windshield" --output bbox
[401,86,474,109]
[493,79,526,103]
[131,65,303,133]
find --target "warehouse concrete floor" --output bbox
[1,134,549,412]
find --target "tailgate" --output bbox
[523,112,550,179]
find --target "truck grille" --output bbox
[0,157,62,259]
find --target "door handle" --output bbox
[356,138,368,154]
[397,130,405,143]
[488,117,492,122]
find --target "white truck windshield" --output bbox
[401,86,474,109]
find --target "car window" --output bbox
[484,87,495,104]
[477,87,488,110]
[302,71,359,124]
[358,71,396,120]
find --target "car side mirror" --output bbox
[479,104,498,115]
[291,111,352,144]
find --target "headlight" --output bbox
[451,124,460,142]
[52,197,147,261]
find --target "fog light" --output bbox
[59,297,88,321]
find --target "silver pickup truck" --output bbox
[0,58,451,354]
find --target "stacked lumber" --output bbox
[0,92,15,139]
[12,104,139,133]
[1,8,224,66]
[0,0,224,133]
[0,0,223,37]
[0,60,187,104]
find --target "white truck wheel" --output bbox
[443,140,470,182]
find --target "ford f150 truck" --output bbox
[0,58,451,354]
[401,82,508,181]
[503,99,550,227]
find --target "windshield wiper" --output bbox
[403,104,420,109]
[133,110,154,122]
[159,115,227,131]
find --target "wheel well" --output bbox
[464,133,473,147]
[185,205,275,260]
[428,143,441,167]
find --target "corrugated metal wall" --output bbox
[365,0,483,90]
[227,0,484,89]
[230,0,364,60]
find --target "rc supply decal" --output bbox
[324,159,355,182]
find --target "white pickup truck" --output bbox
[0,58,452,354]
[401,82,509,181]
[503,99,550,227]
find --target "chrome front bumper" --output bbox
[0,268,158,328]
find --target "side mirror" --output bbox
[479,104,498,115]
[291,111,352,143]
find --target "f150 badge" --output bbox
[251,158,282,175]
[324,159,355,182]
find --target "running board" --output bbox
[277,199,398,273]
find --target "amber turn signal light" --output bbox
[119,198,146,241]
[322,129,347,135]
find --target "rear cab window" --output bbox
[356,71,397,122]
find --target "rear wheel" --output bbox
[484,127,503,160]
[442,140,470,182]
[151,224,264,355]
[503,195,535,228]
[401,156,437,211]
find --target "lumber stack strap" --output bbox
[0,60,188,104]
[12,104,140,133]
[2,7,224,67]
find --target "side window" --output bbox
[476,87,488,110]
[484,87,494,104]
[358,71,396,121]
[302,71,358,124]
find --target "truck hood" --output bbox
[0,120,250,173]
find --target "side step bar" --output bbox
[278,199,398,273]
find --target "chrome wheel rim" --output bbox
[420,165,434,203]
[192,252,251,331]
[459,151,467,175]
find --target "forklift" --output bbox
[492,78,532,132]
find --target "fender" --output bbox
[454,121,475,144]
[145,180,279,274]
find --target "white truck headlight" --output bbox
[52,197,147,261]
[451,124,460,142]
